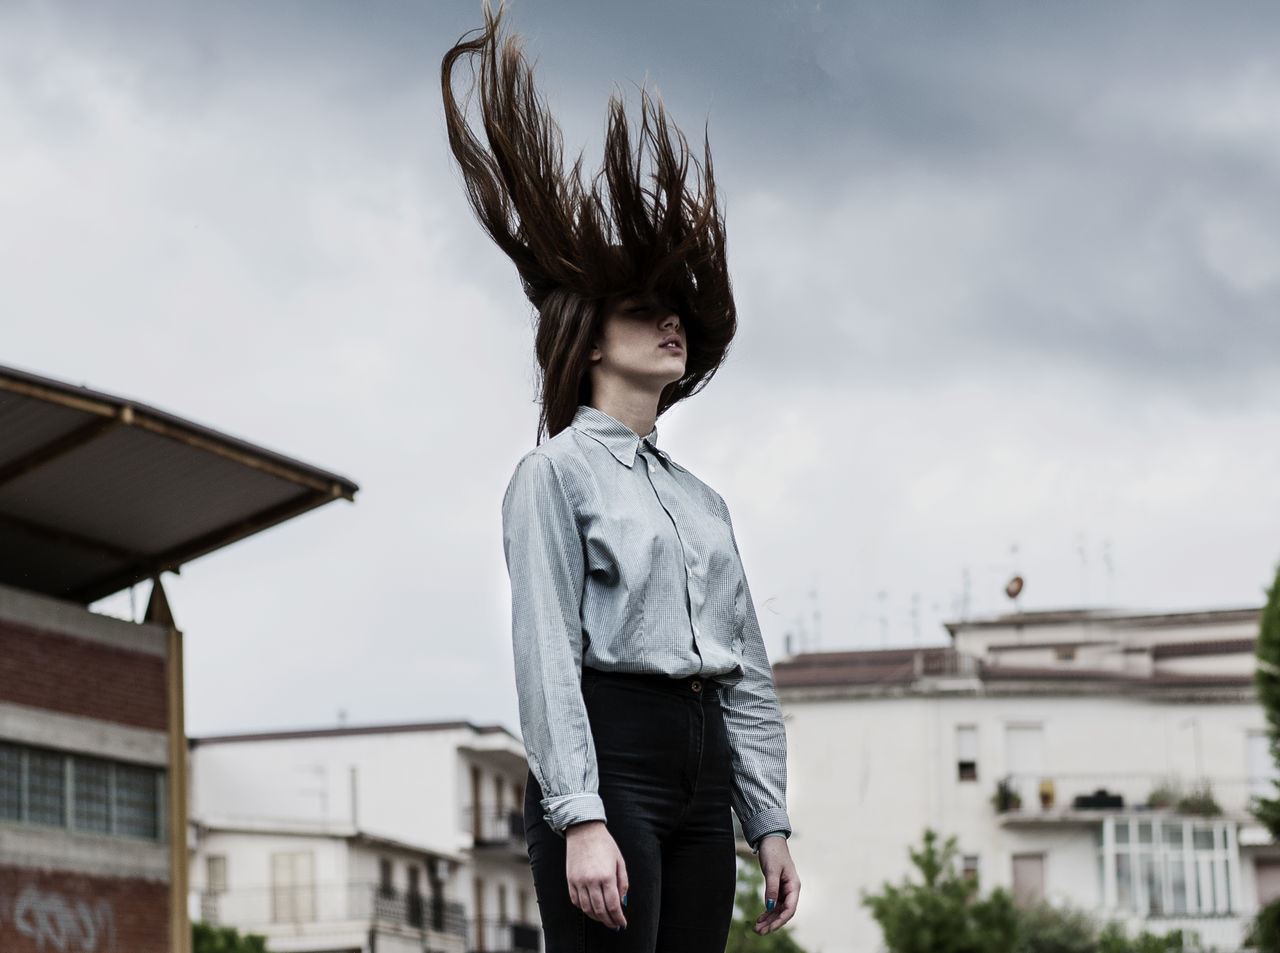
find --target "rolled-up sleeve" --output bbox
[719,507,792,847]
[502,452,607,833]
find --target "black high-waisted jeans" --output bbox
[524,668,737,953]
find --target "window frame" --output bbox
[1099,815,1239,916]
[0,741,163,842]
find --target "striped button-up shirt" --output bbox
[501,405,791,847]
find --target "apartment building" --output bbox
[776,607,1275,953]
[189,720,538,953]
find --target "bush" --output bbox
[863,829,1019,953]
[1013,902,1097,953]
[192,922,268,953]
[1246,898,1280,952]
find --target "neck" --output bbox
[589,383,661,438]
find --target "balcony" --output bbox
[196,882,466,942]
[464,805,527,852]
[991,773,1256,825]
[468,917,540,953]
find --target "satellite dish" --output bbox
[1005,576,1024,599]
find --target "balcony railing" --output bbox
[991,773,1259,820]
[468,918,540,953]
[195,881,465,935]
[464,806,526,847]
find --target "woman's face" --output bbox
[589,294,687,392]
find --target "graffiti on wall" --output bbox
[0,884,118,952]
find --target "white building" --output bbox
[776,607,1279,953]
[188,720,537,953]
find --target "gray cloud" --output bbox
[4,0,1279,734]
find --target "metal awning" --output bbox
[0,363,358,604]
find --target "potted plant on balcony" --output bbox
[992,776,1022,813]
[1175,779,1222,817]
[1145,779,1180,810]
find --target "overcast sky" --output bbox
[4,0,1280,736]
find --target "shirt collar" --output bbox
[570,406,659,468]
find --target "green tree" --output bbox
[1252,561,1280,950]
[724,862,809,953]
[861,828,1019,953]
[1254,562,1280,836]
[1095,922,1186,953]
[192,921,268,953]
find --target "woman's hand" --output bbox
[565,820,629,929]
[755,836,800,934]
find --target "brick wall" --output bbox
[0,618,167,731]
[0,865,169,953]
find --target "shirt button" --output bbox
[691,680,703,693]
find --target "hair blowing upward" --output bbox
[441,5,737,440]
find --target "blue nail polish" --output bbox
[622,893,628,907]
[766,898,776,912]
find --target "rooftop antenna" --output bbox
[1076,532,1089,607]
[1101,538,1115,606]
[877,589,889,647]
[809,581,822,651]
[910,593,921,645]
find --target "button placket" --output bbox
[639,444,702,648]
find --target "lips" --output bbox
[660,335,683,351]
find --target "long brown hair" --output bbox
[441,4,737,441]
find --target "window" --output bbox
[271,851,316,922]
[114,763,159,839]
[1055,647,1076,661]
[1102,817,1237,916]
[962,855,980,883]
[207,855,228,893]
[0,744,22,821]
[1012,854,1046,906]
[0,742,161,840]
[1005,724,1045,809]
[73,757,111,833]
[956,725,978,782]
[379,857,394,897]
[408,866,424,928]
[27,750,65,826]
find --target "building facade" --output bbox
[189,720,538,953]
[0,582,174,953]
[776,607,1277,953]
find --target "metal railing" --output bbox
[464,806,526,846]
[195,881,465,935]
[992,773,1260,818]
[468,918,540,953]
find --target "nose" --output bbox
[660,309,680,331]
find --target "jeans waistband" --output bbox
[581,667,721,703]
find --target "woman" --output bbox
[442,8,799,950]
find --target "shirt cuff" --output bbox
[741,807,792,849]
[541,792,607,835]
